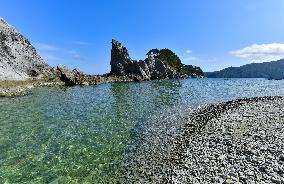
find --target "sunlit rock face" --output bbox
[110,39,178,81]
[0,18,54,80]
[110,39,133,76]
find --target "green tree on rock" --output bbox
[146,48,160,58]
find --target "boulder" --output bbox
[56,65,86,85]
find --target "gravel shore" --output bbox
[124,96,284,183]
[172,96,284,184]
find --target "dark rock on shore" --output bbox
[55,64,129,86]
[56,64,88,85]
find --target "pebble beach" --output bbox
[172,96,284,184]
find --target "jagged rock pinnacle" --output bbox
[110,39,132,75]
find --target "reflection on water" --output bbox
[0,78,284,183]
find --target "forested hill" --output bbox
[206,59,284,79]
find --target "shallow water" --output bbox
[0,78,284,183]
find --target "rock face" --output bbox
[110,39,178,80]
[0,18,53,80]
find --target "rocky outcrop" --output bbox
[0,18,54,80]
[55,64,111,86]
[110,39,132,75]
[56,64,87,85]
[110,39,178,81]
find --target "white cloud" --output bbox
[186,49,192,54]
[230,43,284,63]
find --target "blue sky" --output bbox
[1,0,284,74]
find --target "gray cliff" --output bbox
[0,18,53,80]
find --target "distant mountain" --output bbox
[206,59,284,79]
[0,18,53,80]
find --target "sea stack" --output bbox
[110,39,178,80]
[0,18,53,80]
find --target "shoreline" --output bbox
[171,96,284,183]
[172,96,283,160]
[0,75,189,97]
[0,79,65,97]
[123,96,284,183]
[0,76,135,97]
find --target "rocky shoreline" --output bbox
[0,76,138,97]
[171,96,284,184]
[0,79,64,97]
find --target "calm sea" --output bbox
[0,78,284,183]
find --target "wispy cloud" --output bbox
[34,43,84,65]
[40,53,63,62]
[34,43,60,51]
[230,43,284,63]
[67,50,84,61]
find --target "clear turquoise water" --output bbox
[0,78,284,183]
